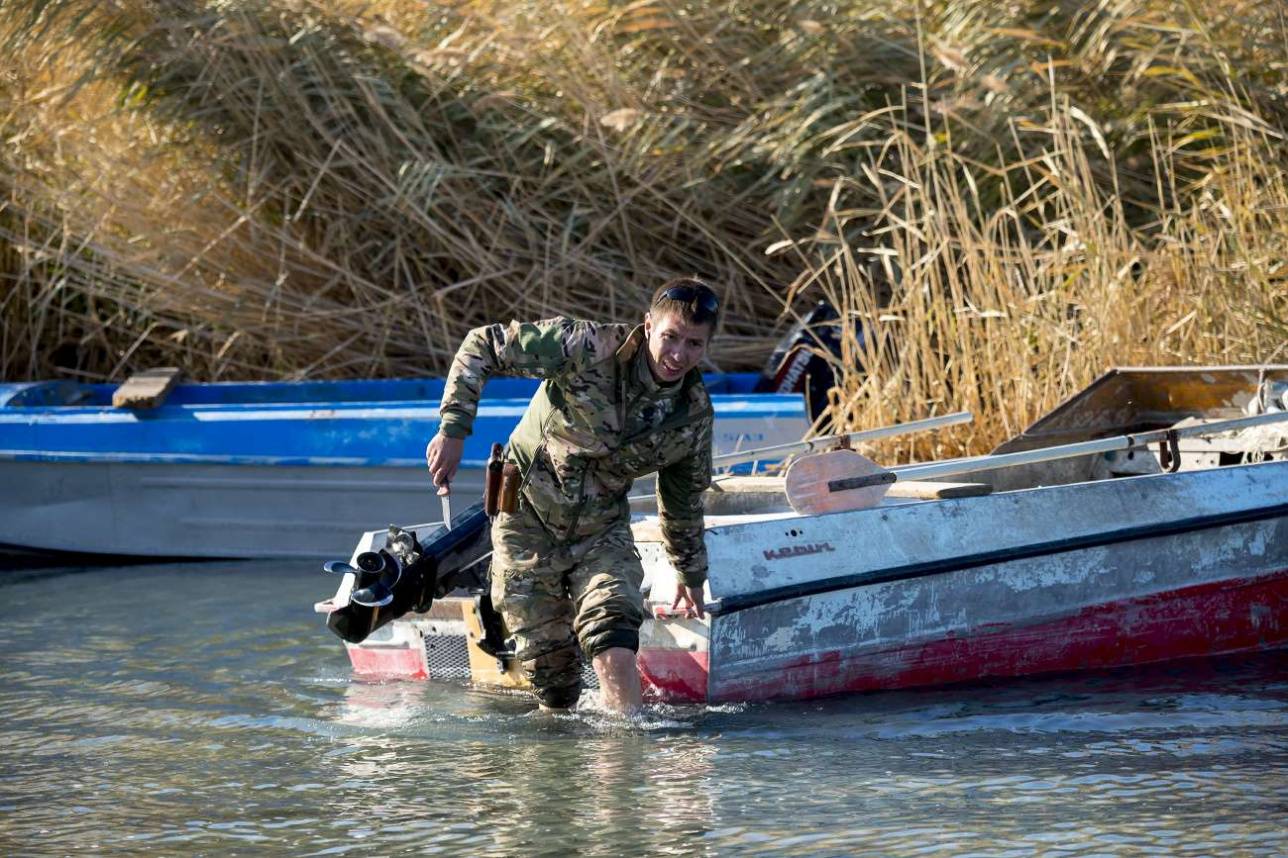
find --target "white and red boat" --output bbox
[319,366,1288,704]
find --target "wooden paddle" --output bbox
[785,409,1288,516]
[783,449,896,514]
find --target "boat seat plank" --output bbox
[705,475,790,515]
[112,368,182,409]
[710,475,784,493]
[887,480,992,499]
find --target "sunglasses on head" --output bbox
[656,283,719,314]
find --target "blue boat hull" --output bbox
[0,376,807,557]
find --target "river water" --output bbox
[2,560,1286,856]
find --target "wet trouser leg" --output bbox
[490,506,645,709]
[567,519,646,659]
[490,507,581,708]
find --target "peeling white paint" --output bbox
[702,462,1286,603]
[711,516,1288,674]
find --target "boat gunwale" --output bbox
[0,392,804,467]
[0,372,774,410]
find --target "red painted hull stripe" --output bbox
[637,650,710,704]
[711,570,1288,702]
[347,645,427,679]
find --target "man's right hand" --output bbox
[671,584,706,620]
[425,433,464,496]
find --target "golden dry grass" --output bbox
[791,108,1288,460]
[2,0,1286,455]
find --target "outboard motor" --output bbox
[755,300,866,429]
[321,502,492,644]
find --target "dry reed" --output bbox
[791,104,1288,460]
[2,0,1286,455]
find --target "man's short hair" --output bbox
[650,278,720,330]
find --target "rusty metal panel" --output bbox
[995,366,1288,453]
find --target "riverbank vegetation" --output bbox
[3,1,1286,454]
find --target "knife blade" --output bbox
[440,487,452,530]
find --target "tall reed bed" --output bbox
[2,1,1286,454]
[792,107,1288,459]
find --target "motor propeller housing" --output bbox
[321,502,492,644]
[349,550,400,608]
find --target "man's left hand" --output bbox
[671,584,705,619]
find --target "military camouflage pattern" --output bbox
[439,317,714,586]
[490,502,645,707]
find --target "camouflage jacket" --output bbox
[439,318,714,587]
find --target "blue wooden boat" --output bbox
[0,375,806,558]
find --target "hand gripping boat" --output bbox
[316,367,1288,704]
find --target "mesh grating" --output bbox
[421,625,600,689]
[422,628,472,680]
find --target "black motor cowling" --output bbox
[755,300,867,430]
[323,502,492,644]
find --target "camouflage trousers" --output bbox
[489,500,645,709]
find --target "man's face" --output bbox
[643,310,712,383]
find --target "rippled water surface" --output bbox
[2,561,1287,856]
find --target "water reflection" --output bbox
[2,562,1286,856]
[324,680,722,856]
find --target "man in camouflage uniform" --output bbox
[425,280,720,714]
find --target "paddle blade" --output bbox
[785,449,895,515]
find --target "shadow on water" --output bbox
[2,560,1286,856]
[0,544,201,579]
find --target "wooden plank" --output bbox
[707,476,790,514]
[886,480,992,499]
[462,598,527,689]
[709,475,784,493]
[112,367,182,409]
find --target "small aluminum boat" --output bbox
[325,366,1288,702]
[0,375,806,558]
